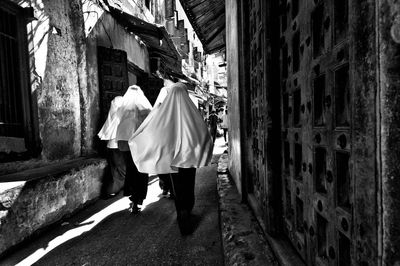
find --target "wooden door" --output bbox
[97,46,129,123]
[278,0,378,264]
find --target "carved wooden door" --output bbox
[278,0,367,264]
[247,0,271,227]
[97,46,129,123]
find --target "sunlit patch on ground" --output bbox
[15,178,164,266]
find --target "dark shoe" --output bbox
[129,202,141,214]
[101,193,117,200]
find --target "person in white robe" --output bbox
[129,82,213,234]
[98,85,152,213]
[98,96,125,197]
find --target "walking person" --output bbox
[129,82,213,235]
[116,85,152,213]
[99,85,152,213]
[208,111,218,144]
[98,96,125,197]
[221,110,229,143]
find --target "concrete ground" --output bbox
[0,137,280,266]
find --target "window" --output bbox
[0,1,35,161]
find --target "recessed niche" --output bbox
[282,44,288,78]
[284,141,290,170]
[315,147,327,194]
[295,143,302,180]
[317,213,328,260]
[339,232,351,266]
[293,31,300,73]
[293,90,301,127]
[336,152,351,209]
[312,3,324,58]
[335,64,350,127]
[283,93,289,124]
[292,0,299,18]
[314,74,326,126]
[296,197,304,233]
[334,0,348,44]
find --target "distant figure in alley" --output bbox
[208,110,219,144]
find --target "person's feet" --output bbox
[129,202,141,214]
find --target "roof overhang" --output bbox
[108,7,182,75]
[179,0,225,54]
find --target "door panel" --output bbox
[97,46,129,123]
[279,1,355,264]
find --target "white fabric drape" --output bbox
[97,96,123,148]
[115,85,152,141]
[97,85,152,147]
[129,82,213,174]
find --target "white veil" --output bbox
[97,85,152,143]
[129,82,213,174]
[97,96,123,141]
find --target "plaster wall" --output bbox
[225,0,242,195]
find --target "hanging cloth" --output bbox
[129,82,213,174]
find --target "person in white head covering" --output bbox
[129,82,213,234]
[98,85,152,213]
[98,96,125,197]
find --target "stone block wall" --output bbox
[0,158,107,256]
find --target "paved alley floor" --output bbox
[0,143,227,266]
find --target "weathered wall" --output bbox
[378,1,400,264]
[226,0,242,194]
[0,158,107,255]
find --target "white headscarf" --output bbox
[115,85,152,141]
[97,85,152,146]
[129,82,213,174]
[97,96,123,141]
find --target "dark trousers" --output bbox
[102,148,126,195]
[210,127,217,143]
[122,151,149,205]
[223,128,228,142]
[170,168,196,213]
[159,173,173,193]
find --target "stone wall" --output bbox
[0,158,106,256]
[225,0,243,195]
[378,0,400,264]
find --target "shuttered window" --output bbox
[0,5,24,137]
[0,1,36,161]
